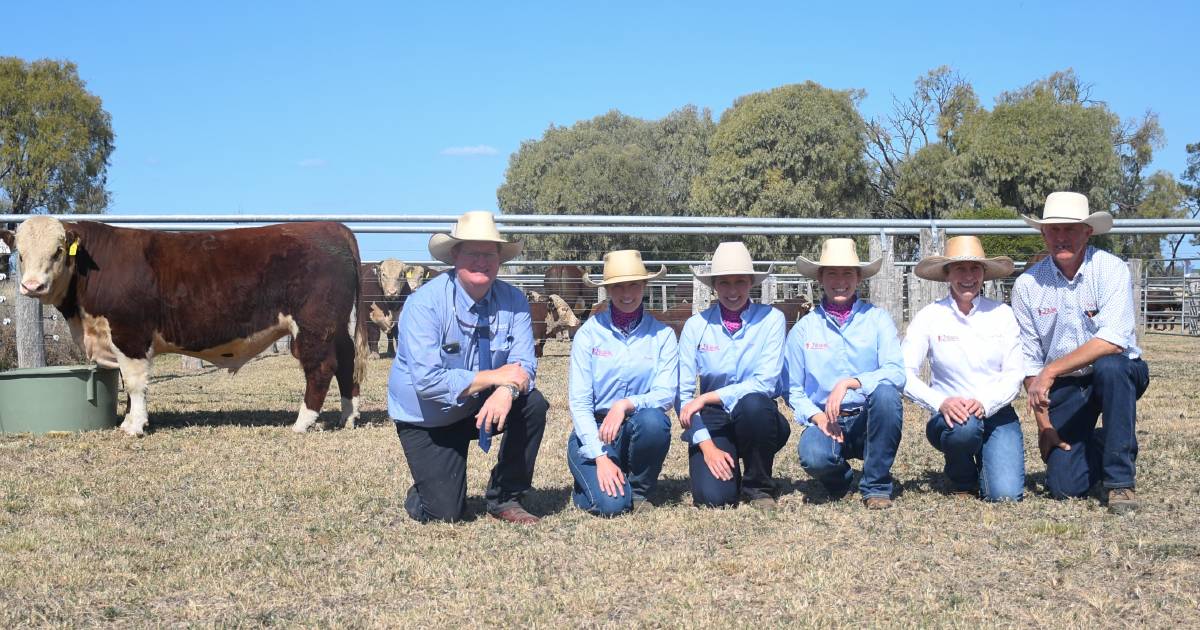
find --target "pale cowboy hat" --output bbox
[582,250,667,287]
[914,236,1014,282]
[795,238,882,281]
[428,211,523,265]
[1021,191,1113,235]
[693,241,771,289]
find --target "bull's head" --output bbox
[546,294,581,337]
[0,216,77,305]
[376,259,409,297]
[404,264,432,291]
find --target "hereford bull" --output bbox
[528,293,581,357]
[0,217,367,436]
[544,264,596,318]
[362,259,432,357]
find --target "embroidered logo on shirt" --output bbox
[1037,307,1058,316]
[936,335,960,342]
[698,343,721,352]
[591,348,613,358]
[804,342,830,350]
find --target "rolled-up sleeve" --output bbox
[856,310,906,394]
[401,298,475,404]
[1092,262,1135,351]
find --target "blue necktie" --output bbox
[475,299,493,452]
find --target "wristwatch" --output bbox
[502,384,521,400]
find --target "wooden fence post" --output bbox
[868,233,903,328]
[1129,258,1144,346]
[906,228,946,325]
[691,265,712,314]
[12,252,47,368]
[761,275,778,304]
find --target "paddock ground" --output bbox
[1,335,1198,627]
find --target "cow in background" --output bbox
[0,217,367,436]
[361,259,433,358]
[544,265,596,319]
[527,292,581,357]
[772,296,812,331]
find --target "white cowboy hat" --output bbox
[914,236,1014,282]
[795,238,882,280]
[582,249,666,287]
[428,211,522,265]
[1021,191,1112,235]
[693,242,771,289]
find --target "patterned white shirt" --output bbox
[902,295,1023,418]
[1011,246,1140,378]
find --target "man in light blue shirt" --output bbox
[787,239,906,509]
[388,212,548,524]
[567,250,677,515]
[1013,192,1150,514]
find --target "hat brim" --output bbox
[693,268,771,290]
[428,234,522,265]
[582,266,667,287]
[914,256,1014,281]
[1021,212,1113,236]
[794,256,883,281]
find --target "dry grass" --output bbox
[1,336,1199,628]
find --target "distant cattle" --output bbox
[528,293,580,357]
[361,260,433,358]
[658,301,695,339]
[544,265,596,319]
[773,297,812,330]
[0,217,367,436]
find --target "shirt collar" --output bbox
[1052,246,1094,284]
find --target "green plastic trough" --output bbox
[0,365,121,434]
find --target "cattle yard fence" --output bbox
[4,214,1200,369]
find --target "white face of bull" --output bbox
[546,294,581,335]
[376,259,409,297]
[1,216,76,304]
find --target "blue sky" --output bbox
[6,1,1197,261]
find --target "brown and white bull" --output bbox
[0,217,367,436]
[527,292,581,357]
[361,259,432,357]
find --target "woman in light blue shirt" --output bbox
[567,250,678,515]
[678,242,789,509]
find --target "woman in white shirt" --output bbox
[901,236,1025,501]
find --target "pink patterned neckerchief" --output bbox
[611,303,643,335]
[822,295,857,327]
[719,302,749,334]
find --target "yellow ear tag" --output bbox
[68,240,79,257]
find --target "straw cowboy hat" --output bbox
[693,242,771,289]
[428,211,523,265]
[582,250,666,287]
[914,236,1014,282]
[795,238,882,281]
[1021,191,1113,235]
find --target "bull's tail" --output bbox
[352,259,369,389]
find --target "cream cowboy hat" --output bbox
[795,238,882,280]
[582,250,666,287]
[1021,191,1112,235]
[693,242,771,289]
[914,236,1014,282]
[428,211,523,265]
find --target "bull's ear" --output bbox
[64,230,81,257]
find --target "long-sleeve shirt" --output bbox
[785,300,905,425]
[1011,246,1141,378]
[901,295,1023,418]
[387,272,536,427]
[567,308,679,460]
[679,302,785,444]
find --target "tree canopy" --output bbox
[0,58,114,215]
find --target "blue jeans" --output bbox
[797,383,903,499]
[566,408,671,516]
[687,393,790,507]
[925,405,1024,502]
[1044,355,1150,499]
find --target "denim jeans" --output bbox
[797,383,903,499]
[566,408,671,516]
[688,393,790,507]
[925,405,1024,501]
[1044,355,1150,499]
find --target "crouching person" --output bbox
[903,236,1025,502]
[567,250,677,516]
[679,242,790,510]
[388,212,548,524]
[787,239,906,510]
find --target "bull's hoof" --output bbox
[291,423,310,434]
[119,424,145,437]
